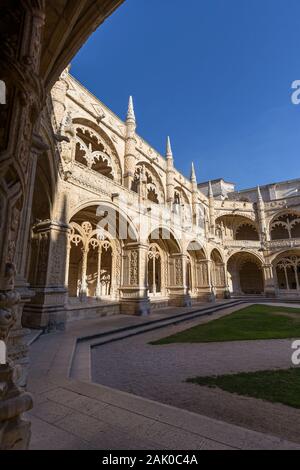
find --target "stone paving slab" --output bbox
[27,302,300,450]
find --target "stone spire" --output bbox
[257,186,267,241]
[190,162,197,184]
[124,96,137,189]
[208,181,214,198]
[126,95,136,124]
[190,162,198,227]
[166,136,173,161]
[257,186,263,203]
[166,136,175,206]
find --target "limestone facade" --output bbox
[19,70,300,331]
[0,0,299,450]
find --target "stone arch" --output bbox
[210,248,224,263]
[147,225,183,254]
[132,161,165,204]
[186,240,207,259]
[210,248,226,294]
[67,204,130,301]
[272,250,300,294]
[173,186,192,215]
[269,210,300,240]
[215,214,259,241]
[69,200,139,242]
[147,227,182,298]
[186,241,208,295]
[227,251,264,295]
[72,118,122,183]
[26,138,57,288]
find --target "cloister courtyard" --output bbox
[26,300,300,450]
[2,0,300,452]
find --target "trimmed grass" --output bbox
[151,304,300,345]
[186,368,300,409]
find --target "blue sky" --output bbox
[72,0,300,190]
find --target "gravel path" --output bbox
[92,307,300,443]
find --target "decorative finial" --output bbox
[166,136,173,159]
[127,95,135,122]
[208,181,214,198]
[191,162,197,184]
[257,186,263,201]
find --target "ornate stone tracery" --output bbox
[68,221,118,300]
[270,213,300,240]
[274,254,300,292]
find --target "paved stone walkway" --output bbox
[26,302,300,450]
[92,304,300,444]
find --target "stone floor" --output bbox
[92,308,300,444]
[26,301,300,450]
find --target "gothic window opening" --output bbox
[210,249,225,289]
[275,255,300,291]
[148,244,162,295]
[68,221,114,300]
[271,213,300,240]
[132,165,160,204]
[186,256,192,292]
[235,223,259,241]
[75,127,114,179]
[215,215,259,242]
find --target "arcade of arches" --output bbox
[1,0,300,450]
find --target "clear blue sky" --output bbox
[72,0,300,190]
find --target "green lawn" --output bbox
[186,368,300,409]
[151,304,300,345]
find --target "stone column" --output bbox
[120,242,150,315]
[263,263,276,298]
[168,254,192,307]
[96,244,102,299]
[293,265,300,292]
[22,221,69,331]
[0,0,46,449]
[80,245,89,300]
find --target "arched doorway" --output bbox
[227,252,264,295]
[186,241,207,298]
[147,227,182,302]
[210,249,226,295]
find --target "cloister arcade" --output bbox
[2,0,300,450]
